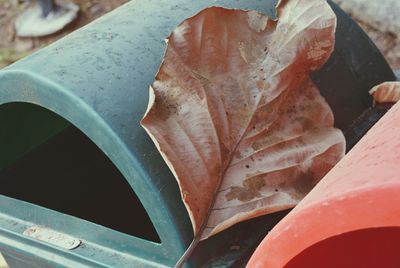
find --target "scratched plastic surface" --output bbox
[247,101,400,268]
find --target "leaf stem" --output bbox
[174,88,266,267]
[174,236,200,268]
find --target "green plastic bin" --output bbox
[0,0,395,267]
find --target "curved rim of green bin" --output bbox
[0,69,185,261]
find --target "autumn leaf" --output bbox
[141,0,345,246]
[370,81,400,104]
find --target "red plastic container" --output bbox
[247,101,400,268]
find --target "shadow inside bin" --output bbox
[285,227,400,268]
[0,103,160,243]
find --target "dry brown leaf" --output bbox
[369,81,400,104]
[142,0,345,241]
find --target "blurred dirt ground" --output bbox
[0,0,399,70]
[356,21,400,70]
[335,0,400,70]
[0,0,128,68]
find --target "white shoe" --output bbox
[15,1,79,37]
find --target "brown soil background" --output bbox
[0,0,128,68]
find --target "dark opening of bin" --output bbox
[0,102,160,243]
[285,227,400,268]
